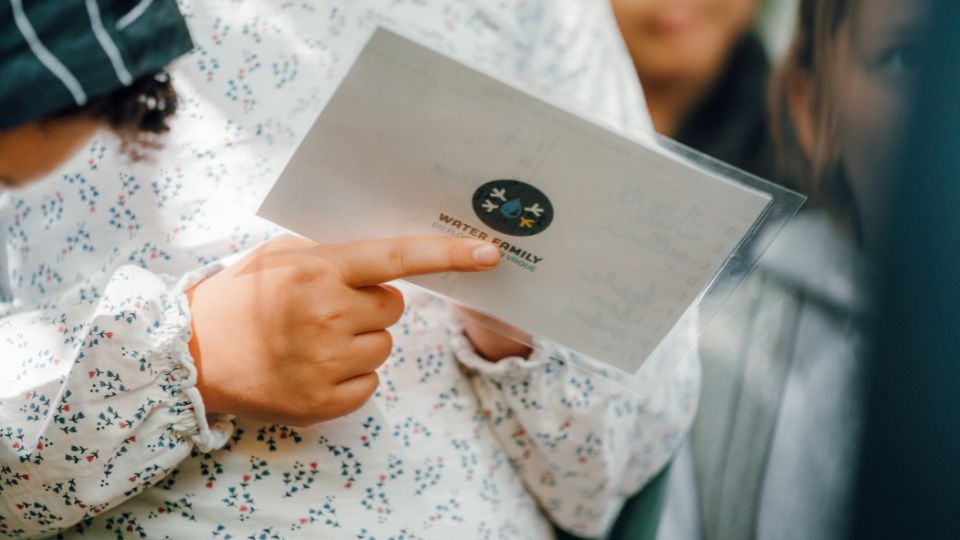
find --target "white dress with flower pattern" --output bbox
[0,1,699,538]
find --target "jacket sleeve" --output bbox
[453,323,701,538]
[0,264,233,539]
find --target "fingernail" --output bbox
[473,244,500,266]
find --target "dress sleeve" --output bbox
[453,326,700,538]
[0,264,233,539]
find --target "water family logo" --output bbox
[471,180,554,237]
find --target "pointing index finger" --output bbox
[324,237,501,287]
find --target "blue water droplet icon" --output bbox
[500,198,523,218]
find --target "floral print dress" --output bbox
[0,1,699,538]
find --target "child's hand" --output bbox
[454,306,533,361]
[187,235,501,426]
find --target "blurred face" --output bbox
[830,0,928,246]
[611,0,761,83]
[0,116,100,188]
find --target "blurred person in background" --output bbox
[647,0,928,539]
[611,0,775,180]
[756,0,927,537]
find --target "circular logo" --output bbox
[472,179,554,237]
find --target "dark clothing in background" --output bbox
[675,34,775,181]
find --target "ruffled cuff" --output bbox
[447,312,646,392]
[153,264,234,453]
[448,316,554,383]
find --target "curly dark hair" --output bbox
[85,70,179,134]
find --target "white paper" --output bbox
[258,27,772,373]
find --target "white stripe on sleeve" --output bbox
[116,0,154,31]
[10,0,88,105]
[86,0,133,86]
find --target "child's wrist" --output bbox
[455,306,532,361]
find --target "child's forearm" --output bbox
[0,264,232,538]
[455,339,700,537]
